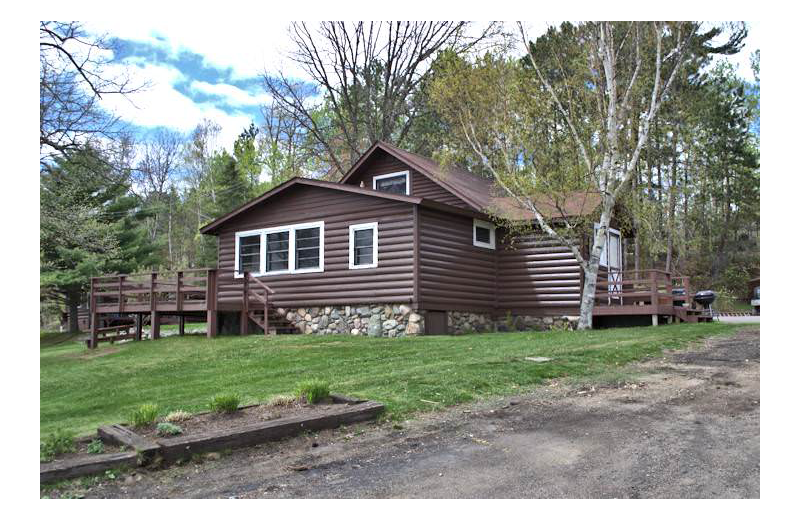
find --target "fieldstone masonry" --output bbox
[272,304,577,336]
[447,311,579,335]
[274,304,423,337]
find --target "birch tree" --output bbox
[431,22,741,329]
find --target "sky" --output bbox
[83,21,761,153]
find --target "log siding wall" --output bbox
[418,207,496,312]
[214,185,416,309]
[496,232,583,315]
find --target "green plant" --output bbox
[40,429,76,462]
[549,320,571,332]
[295,379,331,404]
[164,410,192,422]
[505,310,513,330]
[209,393,241,413]
[129,403,159,427]
[86,438,104,454]
[156,422,183,436]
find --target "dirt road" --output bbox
[83,328,760,499]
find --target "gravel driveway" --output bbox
[77,327,760,499]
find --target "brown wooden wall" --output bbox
[496,232,583,316]
[418,207,497,312]
[214,185,416,309]
[344,149,470,209]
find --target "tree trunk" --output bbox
[578,196,614,330]
[665,134,678,272]
[66,290,80,333]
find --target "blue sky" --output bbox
[85,21,760,152]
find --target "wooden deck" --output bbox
[88,268,708,348]
[87,270,298,348]
[593,269,709,324]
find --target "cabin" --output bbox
[87,141,707,347]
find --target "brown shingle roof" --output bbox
[341,141,603,221]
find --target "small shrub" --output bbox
[156,422,183,437]
[40,429,76,462]
[295,379,331,404]
[266,394,296,407]
[164,410,192,423]
[549,320,571,332]
[209,393,241,413]
[86,438,104,454]
[129,403,159,427]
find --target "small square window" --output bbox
[473,219,496,249]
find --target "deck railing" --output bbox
[90,268,217,315]
[593,269,696,310]
[241,272,276,336]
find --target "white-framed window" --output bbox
[234,221,324,278]
[373,171,410,195]
[349,222,378,269]
[473,219,496,249]
[594,224,621,269]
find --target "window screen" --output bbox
[475,225,491,244]
[266,231,289,272]
[238,235,261,273]
[353,228,374,266]
[295,227,321,270]
[375,174,407,195]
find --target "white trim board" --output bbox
[473,218,496,249]
[348,222,379,269]
[372,170,410,195]
[234,220,325,278]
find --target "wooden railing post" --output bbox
[89,277,98,349]
[206,269,218,338]
[176,271,183,312]
[264,289,269,336]
[118,275,125,314]
[241,273,250,335]
[150,272,160,340]
[650,270,659,326]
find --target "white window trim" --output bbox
[372,170,410,195]
[234,221,325,278]
[349,222,379,270]
[473,219,496,249]
[594,223,621,268]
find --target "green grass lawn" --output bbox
[41,322,746,436]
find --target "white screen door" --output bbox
[596,224,623,301]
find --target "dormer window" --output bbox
[373,171,410,195]
[473,219,496,249]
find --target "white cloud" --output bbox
[99,62,254,150]
[84,20,307,81]
[189,81,270,107]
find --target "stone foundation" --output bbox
[274,304,424,337]
[447,311,579,335]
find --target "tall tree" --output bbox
[41,147,158,331]
[40,21,142,166]
[431,21,745,328]
[263,21,503,176]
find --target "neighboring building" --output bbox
[748,277,760,315]
[197,141,627,336]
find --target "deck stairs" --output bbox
[247,308,299,335]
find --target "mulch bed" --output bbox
[129,398,345,441]
[43,436,132,466]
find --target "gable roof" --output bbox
[340,141,603,220]
[340,141,494,212]
[199,177,422,235]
